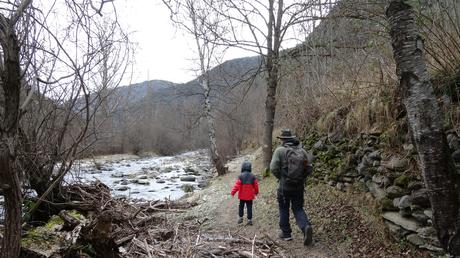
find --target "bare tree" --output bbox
[386,0,460,254]
[0,1,33,256]
[202,0,331,170]
[0,1,130,256]
[163,0,227,175]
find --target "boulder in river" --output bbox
[111,172,125,178]
[116,186,130,191]
[181,184,195,193]
[180,176,196,182]
[136,180,150,185]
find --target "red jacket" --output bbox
[231,172,259,200]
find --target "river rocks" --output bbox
[184,167,196,173]
[197,181,208,188]
[382,212,420,232]
[120,179,129,185]
[136,180,150,185]
[180,176,196,182]
[156,179,166,184]
[116,186,130,191]
[181,184,195,193]
[111,172,125,178]
[386,185,405,199]
[137,175,148,179]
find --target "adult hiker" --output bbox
[270,129,313,245]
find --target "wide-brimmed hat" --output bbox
[277,129,296,139]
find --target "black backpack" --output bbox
[282,146,308,187]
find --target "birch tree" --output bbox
[386,0,460,254]
[162,0,226,175]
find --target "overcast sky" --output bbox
[114,0,254,85]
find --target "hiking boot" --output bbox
[247,219,253,226]
[303,225,313,246]
[237,217,243,224]
[278,232,292,241]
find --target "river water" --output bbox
[0,150,211,222]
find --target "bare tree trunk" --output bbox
[202,75,226,175]
[262,0,276,170]
[0,149,22,258]
[263,0,283,170]
[386,0,460,254]
[188,1,226,176]
[0,13,24,257]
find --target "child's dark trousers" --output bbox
[239,200,253,219]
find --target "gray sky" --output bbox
[115,0,253,85]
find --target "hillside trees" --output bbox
[0,1,130,256]
[386,0,460,254]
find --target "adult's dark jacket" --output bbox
[270,140,313,192]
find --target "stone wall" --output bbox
[302,131,459,254]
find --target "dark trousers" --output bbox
[239,200,253,219]
[277,189,310,236]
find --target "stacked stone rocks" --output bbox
[305,132,444,253]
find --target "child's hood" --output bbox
[241,161,252,173]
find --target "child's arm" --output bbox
[231,179,242,196]
[253,179,259,195]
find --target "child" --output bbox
[231,161,259,225]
